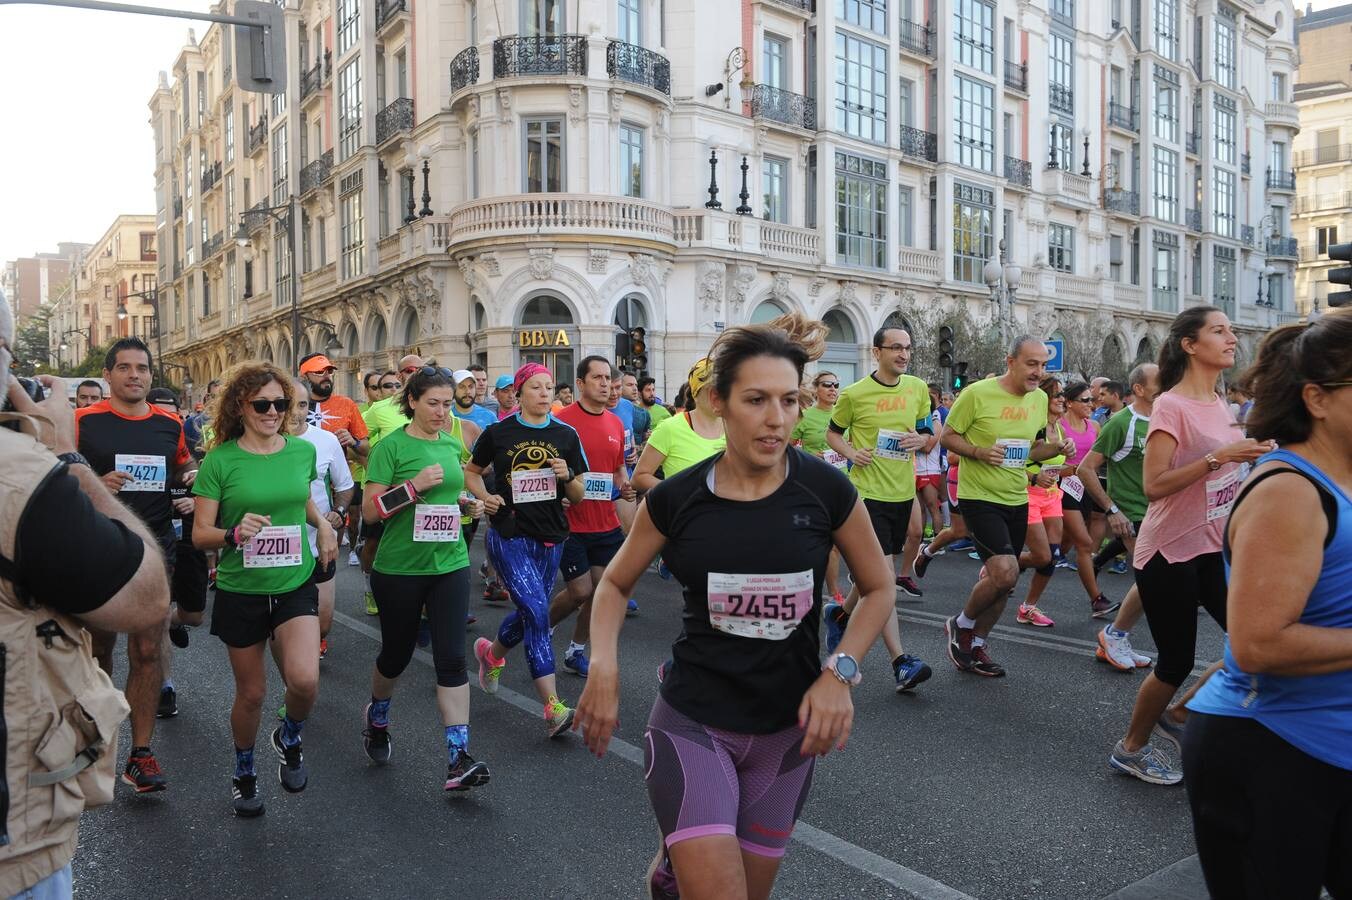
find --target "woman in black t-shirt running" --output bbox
[575,314,896,900]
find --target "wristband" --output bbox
[405,480,421,501]
[223,525,239,549]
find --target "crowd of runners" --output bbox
[51,302,1350,899]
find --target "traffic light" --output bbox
[614,330,632,362]
[629,327,648,373]
[938,325,955,369]
[1328,242,1352,308]
[952,361,970,391]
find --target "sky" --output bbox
[1,0,1349,268]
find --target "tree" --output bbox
[895,295,1009,386]
[12,304,54,377]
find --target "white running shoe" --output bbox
[1096,626,1136,672]
[348,550,360,567]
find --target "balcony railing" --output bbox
[375,0,405,29]
[204,231,224,258]
[606,41,671,95]
[1265,101,1299,128]
[1267,236,1298,258]
[1004,60,1027,92]
[173,260,183,279]
[449,194,675,245]
[1044,167,1095,205]
[1049,84,1074,115]
[200,161,222,191]
[1186,131,1200,155]
[450,45,480,93]
[899,125,938,163]
[1267,168,1296,191]
[1107,101,1138,132]
[897,18,934,58]
[1152,288,1178,313]
[899,248,943,280]
[242,201,271,234]
[1186,208,1201,232]
[301,51,332,100]
[493,35,588,78]
[376,97,414,146]
[763,0,812,10]
[247,116,268,155]
[1240,224,1255,247]
[1004,155,1031,188]
[300,149,334,195]
[1296,191,1352,214]
[1295,144,1352,167]
[750,84,815,130]
[172,195,182,220]
[1241,152,1251,176]
[1103,188,1140,216]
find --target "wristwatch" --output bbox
[1204,453,1222,471]
[333,506,348,518]
[558,467,576,484]
[823,652,862,687]
[56,451,90,468]
[1107,504,1121,516]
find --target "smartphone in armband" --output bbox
[375,482,416,519]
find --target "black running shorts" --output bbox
[863,498,914,557]
[211,581,319,648]
[961,498,1029,562]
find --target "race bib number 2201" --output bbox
[243,526,303,568]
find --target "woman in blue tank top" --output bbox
[1183,307,1352,900]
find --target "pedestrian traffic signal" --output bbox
[629,328,648,372]
[1328,242,1352,308]
[614,330,631,362]
[952,361,969,390]
[938,325,955,369]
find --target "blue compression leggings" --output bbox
[487,529,565,679]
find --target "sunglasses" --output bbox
[248,398,292,414]
[1072,396,1092,403]
[401,365,420,375]
[380,381,401,390]
[419,366,455,378]
[817,381,840,389]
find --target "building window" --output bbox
[1214,16,1235,90]
[225,172,235,231]
[1049,33,1073,110]
[762,156,788,223]
[524,118,565,192]
[337,0,360,55]
[1049,0,1073,24]
[470,132,480,199]
[224,106,234,163]
[1050,122,1074,169]
[1213,96,1236,164]
[340,190,364,278]
[953,75,995,172]
[763,34,788,90]
[302,211,313,272]
[836,0,887,37]
[523,0,565,35]
[619,123,643,198]
[1211,170,1235,238]
[1213,248,1235,307]
[1271,72,1287,103]
[271,84,286,119]
[1269,140,1287,176]
[196,72,205,126]
[1048,223,1074,272]
[1152,146,1178,222]
[1152,67,1178,143]
[274,231,291,301]
[271,123,288,206]
[617,0,640,44]
[953,181,994,283]
[899,185,913,247]
[1268,272,1284,309]
[378,167,390,239]
[1152,238,1178,310]
[1317,226,1339,256]
[338,59,362,161]
[834,151,887,269]
[833,32,888,143]
[953,0,995,75]
[1153,0,1177,60]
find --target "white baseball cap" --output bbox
[452,368,476,386]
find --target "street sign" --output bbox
[1044,339,1064,373]
[233,0,287,94]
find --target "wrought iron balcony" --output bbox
[1004,60,1027,92]
[172,195,183,220]
[1266,168,1296,191]
[1004,155,1031,188]
[1186,208,1201,232]
[763,0,812,10]
[1296,144,1352,167]
[201,161,222,192]
[1186,131,1200,155]
[301,58,324,99]
[1241,224,1255,247]
[493,34,588,79]
[1103,188,1140,216]
[1107,101,1138,132]
[1266,236,1298,258]
[897,18,934,58]
[173,260,182,279]
[247,116,268,155]
[899,125,938,163]
[1049,84,1074,115]
[750,84,815,130]
[375,0,405,30]
[376,97,414,146]
[1241,152,1251,176]
[450,45,480,94]
[204,231,224,258]
[242,201,271,234]
[300,150,334,195]
[1152,287,1178,313]
[606,41,671,95]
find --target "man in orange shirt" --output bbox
[299,354,369,469]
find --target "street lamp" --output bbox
[1256,264,1277,307]
[58,328,85,372]
[122,288,165,383]
[983,239,1023,349]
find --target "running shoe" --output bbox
[822,601,847,656]
[474,637,504,694]
[207,567,217,589]
[1016,604,1055,627]
[348,550,360,567]
[1108,741,1182,785]
[340,531,349,546]
[156,686,178,719]
[1109,559,1130,576]
[231,774,264,818]
[544,696,574,739]
[1053,552,1070,569]
[970,645,1007,677]
[1096,627,1136,672]
[122,749,167,793]
[948,538,974,552]
[944,615,975,672]
[913,544,935,579]
[646,846,680,900]
[1091,594,1121,619]
[657,559,672,580]
[923,525,935,540]
[319,638,329,660]
[444,753,491,791]
[168,623,190,649]
[893,654,932,693]
[1130,648,1154,668]
[896,575,923,597]
[364,590,379,616]
[1064,556,1079,572]
[416,617,431,649]
[564,647,590,677]
[362,703,392,765]
[1151,713,1187,757]
[968,551,982,561]
[626,598,640,616]
[483,580,510,603]
[270,728,308,793]
[479,560,490,580]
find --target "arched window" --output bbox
[399,308,420,346]
[750,300,786,324]
[614,294,647,331]
[881,311,913,337]
[472,298,486,332]
[341,322,360,358]
[822,309,856,344]
[368,316,388,353]
[1102,334,1126,379]
[820,308,860,384]
[1134,336,1156,366]
[519,294,574,325]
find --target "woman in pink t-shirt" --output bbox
[1108,307,1273,786]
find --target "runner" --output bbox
[289,383,354,659]
[452,370,497,432]
[622,370,651,456]
[638,375,672,430]
[1058,381,1119,617]
[632,358,726,492]
[192,362,338,815]
[822,326,933,691]
[554,384,574,411]
[299,353,368,465]
[574,313,895,900]
[346,371,386,567]
[792,371,847,601]
[359,366,490,790]
[913,451,971,577]
[1106,307,1271,784]
[1092,381,1126,425]
[940,337,1068,677]
[464,363,588,737]
[76,339,193,792]
[1183,308,1352,897]
[446,368,508,604]
[913,384,947,541]
[1076,363,1160,671]
[75,379,104,409]
[469,364,495,413]
[491,375,517,420]
[1011,375,1068,627]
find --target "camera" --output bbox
[2,377,45,429]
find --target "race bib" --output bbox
[997,439,1031,469]
[413,504,461,542]
[822,449,850,471]
[511,468,557,504]
[706,570,814,641]
[1206,467,1242,522]
[1061,475,1085,502]
[115,454,167,492]
[243,525,304,568]
[874,429,912,462]
[581,472,614,502]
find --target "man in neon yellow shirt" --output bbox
[940,336,1069,677]
[824,326,933,693]
[357,356,421,613]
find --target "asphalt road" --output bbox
[73,537,1223,899]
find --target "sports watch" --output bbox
[56,451,90,468]
[824,652,862,687]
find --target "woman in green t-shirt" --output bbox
[193,362,338,817]
[359,367,488,792]
[632,357,726,493]
[793,370,847,600]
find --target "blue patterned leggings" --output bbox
[487,529,564,679]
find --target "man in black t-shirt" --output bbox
[74,339,194,794]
